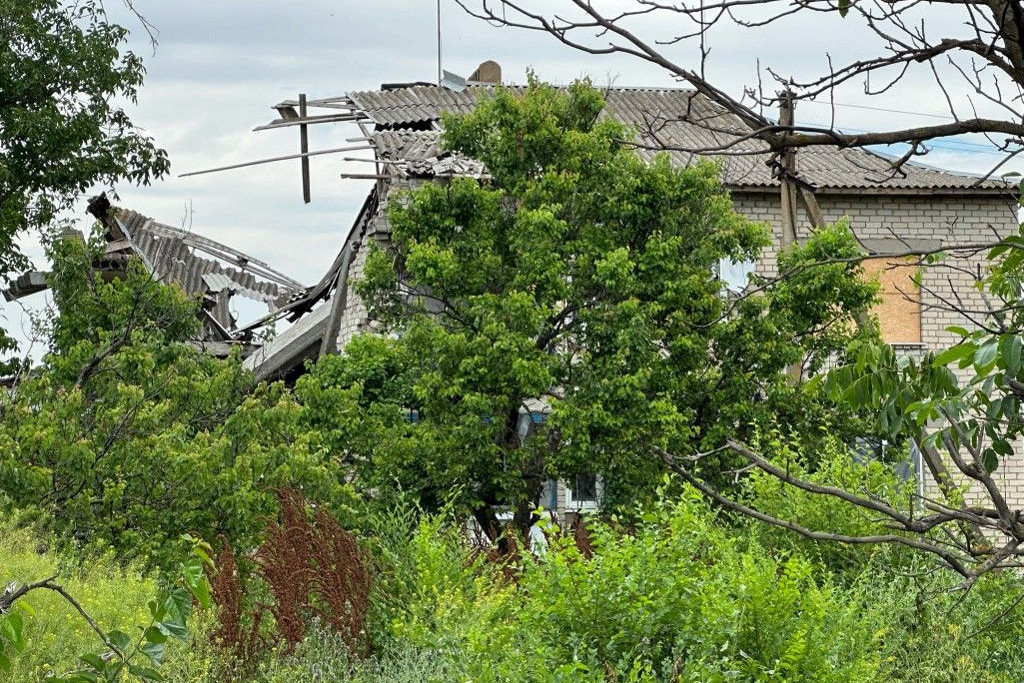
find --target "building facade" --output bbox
[242,81,1020,520]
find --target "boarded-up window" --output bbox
[862,256,921,344]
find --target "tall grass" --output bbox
[0,523,157,682]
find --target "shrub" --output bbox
[739,430,918,578]
[163,486,1024,683]
[361,488,886,682]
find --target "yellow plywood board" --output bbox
[863,256,921,344]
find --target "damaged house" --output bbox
[239,67,1020,519]
[23,65,1018,520]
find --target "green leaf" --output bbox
[128,664,165,681]
[14,600,35,618]
[102,661,124,681]
[0,651,10,672]
[163,586,191,622]
[933,344,974,367]
[141,641,166,666]
[983,448,999,474]
[0,613,23,651]
[189,576,212,610]
[143,626,167,645]
[79,653,106,670]
[975,340,998,372]
[192,546,214,569]
[156,620,188,642]
[107,629,132,653]
[147,599,166,623]
[1002,334,1022,373]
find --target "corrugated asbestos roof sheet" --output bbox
[371,130,486,178]
[347,85,1007,192]
[112,209,304,329]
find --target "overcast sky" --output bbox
[5,0,1020,354]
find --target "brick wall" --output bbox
[733,190,1024,511]
[333,179,422,351]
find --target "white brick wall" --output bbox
[333,179,422,351]
[733,190,1024,512]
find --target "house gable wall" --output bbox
[735,190,1024,510]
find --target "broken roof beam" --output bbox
[254,114,367,132]
[139,223,303,287]
[273,95,355,109]
[178,144,373,178]
[4,271,48,301]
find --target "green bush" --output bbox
[739,430,918,578]
[863,567,1024,683]
[358,487,885,682]
[351,486,1024,683]
[149,482,1024,683]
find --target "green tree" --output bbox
[819,232,1024,582]
[0,0,168,359]
[0,234,354,567]
[664,222,1024,586]
[299,79,877,538]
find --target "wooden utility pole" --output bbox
[778,91,807,381]
[778,90,799,248]
[779,90,826,233]
[299,93,311,204]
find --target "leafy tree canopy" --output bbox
[0,234,355,567]
[0,0,168,359]
[299,78,878,536]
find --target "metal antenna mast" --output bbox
[437,0,443,84]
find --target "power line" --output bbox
[802,99,955,121]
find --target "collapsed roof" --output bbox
[7,195,305,356]
[105,206,302,329]
[264,84,1009,193]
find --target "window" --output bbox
[517,410,547,444]
[851,435,917,484]
[572,474,598,501]
[718,257,756,294]
[851,436,886,462]
[861,254,922,345]
[566,473,601,509]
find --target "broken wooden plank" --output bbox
[178,145,373,178]
[343,157,399,164]
[253,114,364,132]
[274,96,353,108]
[339,172,390,180]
